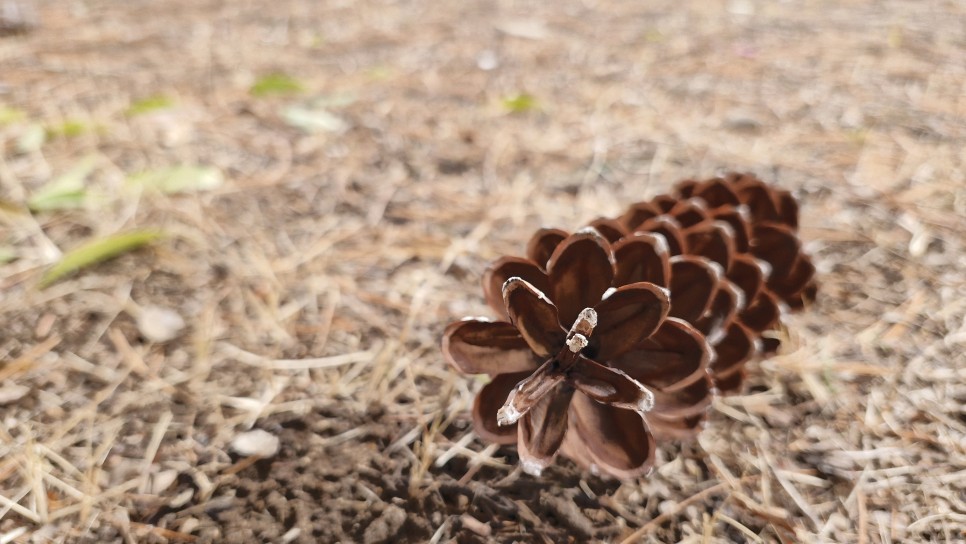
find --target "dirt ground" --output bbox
[1,0,964,542]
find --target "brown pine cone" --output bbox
[487,218,741,421]
[615,173,817,393]
[618,196,765,394]
[441,173,816,478]
[442,228,713,479]
[517,224,724,442]
[674,173,818,310]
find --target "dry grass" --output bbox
[1,0,965,542]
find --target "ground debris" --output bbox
[363,505,407,544]
[539,490,597,539]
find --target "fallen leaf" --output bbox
[16,123,45,152]
[282,105,349,133]
[127,165,223,194]
[0,104,24,125]
[27,155,98,212]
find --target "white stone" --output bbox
[137,305,185,343]
[0,383,29,405]
[476,50,499,71]
[230,429,280,458]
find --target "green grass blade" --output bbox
[126,95,175,117]
[250,74,304,97]
[17,123,46,152]
[501,93,539,113]
[27,156,98,212]
[127,165,223,194]
[0,104,25,125]
[0,247,15,264]
[40,230,165,288]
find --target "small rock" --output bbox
[168,488,194,509]
[137,305,185,343]
[34,313,56,339]
[0,1,36,36]
[723,109,765,133]
[658,499,676,515]
[363,505,406,544]
[841,106,865,128]
[476,49,499,71]
[151,469,179,494]
[230,429,280,458]
[0,383,29,405]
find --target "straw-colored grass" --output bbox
[1,0,964,541]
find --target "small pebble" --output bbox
[363,504,406,544]
[230,429,280,458]
[0,383,29,405]
[137,305,186,343]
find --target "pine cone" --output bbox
[616,174,817,393]
[521,218,749,398]
[441,173,815,479]
[442,228,713,479]
[518,223,721,443]
[617,198,761,394]
[674,173,818,310]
